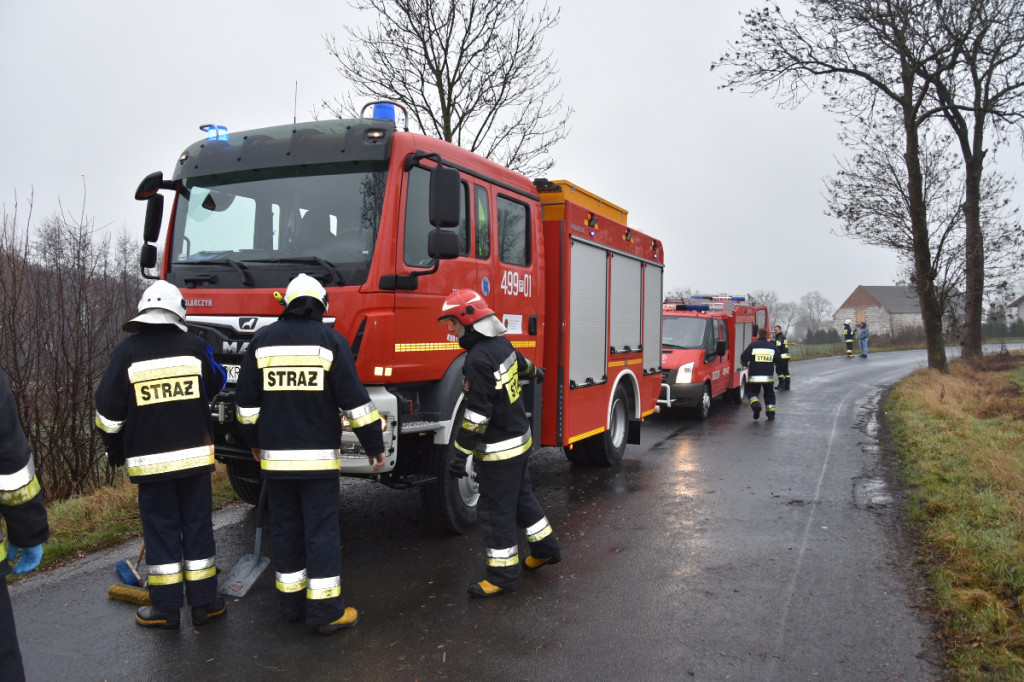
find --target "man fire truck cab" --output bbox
[658,296,768,419]
[132,102,665,535]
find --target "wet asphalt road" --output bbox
[13,347,976,681]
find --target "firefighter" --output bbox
[843,319,855,358]
[95,280,228,630]
[438,289,561,598]
[234,274,385,635]
[740,327,779,421]
[773,325,791,390]
[0,366,49,682]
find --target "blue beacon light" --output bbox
[201,124,229,141]
[372,103,396,121]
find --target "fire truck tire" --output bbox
[583,385,629,467]
[226,461,263,506]
[693,384,712,419]
[420,409,479,535]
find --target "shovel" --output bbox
[219,482,270,598]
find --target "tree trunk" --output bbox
[904,106,948,371]
[960,153,985,359]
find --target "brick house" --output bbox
[832,285,923,337]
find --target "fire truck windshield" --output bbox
[169,165,387,287]
[662,315,711,350]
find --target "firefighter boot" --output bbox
[767,409,776,421]
[523,552,562,572]
[191,595,227,626]
[317,607,359,635]
[468,580,509,598]
[135,605,180,630]
[751,400,761,421]
[784,377,791,391]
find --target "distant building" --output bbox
[832,285,923,337]
[1008,294,1024,322]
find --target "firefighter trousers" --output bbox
[776,359,790,386]
[137,472,217,612]
[266,477,344,626]
[746,382,777,415]
[0,579,25,682]
[475,452,561,589]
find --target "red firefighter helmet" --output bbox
[438,289,495,326]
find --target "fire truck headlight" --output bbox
[674,362,695,384]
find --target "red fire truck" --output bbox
[133,103,665,534]
[658,296,767,419]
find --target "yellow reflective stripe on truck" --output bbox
[394,341,536,352]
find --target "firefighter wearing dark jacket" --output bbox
[438,289,561,598]
[0,366,49,682]
[95,281,228,630]
[773,325,791,390]
[843,320,855,358]
[234,274,385,635]
[740,327,779,421]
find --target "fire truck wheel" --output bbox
[420,408,479,535]
[583,385,629,467]
[226,462,263,506]
[693,384,712,419]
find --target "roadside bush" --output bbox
[1,198,143,500]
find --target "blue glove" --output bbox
[7,543,43,574]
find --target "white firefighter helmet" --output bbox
[284,273,329,312]
[123,280,187,332]
[845,319,851,325]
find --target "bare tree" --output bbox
[921,0,1024,357]
[713,0,953,370]
[798,290,834,332]
[747,288,778,309]
[322,0,572,177]
[749,289,798,335]
[1,195,143,500]
[826,114,1021,326]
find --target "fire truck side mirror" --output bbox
[428,165,461,228]
[143,194,164,243]
[135,171,164,201]
[140,243,158,270]
[427,228,459,260]
[715,340,727,357]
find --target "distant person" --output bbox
[843,320,855,358]
[234,274,386,634]
[859,321,870,357]
[740,327,779,421]
[0,366,49,682]
[773,325,791,390]
[95,281,228,630]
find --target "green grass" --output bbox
[8,465,237,576]
[886,351,1024,680]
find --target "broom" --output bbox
[108,542,151,606]
[114,542,145,587]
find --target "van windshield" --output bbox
[663,316,710,349]
[170,164,387,287]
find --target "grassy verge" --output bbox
[886,350,1024,680]
[21,464,238,573]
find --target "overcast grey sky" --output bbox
[3,1,1020,312]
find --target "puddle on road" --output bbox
[853,476,893,509]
